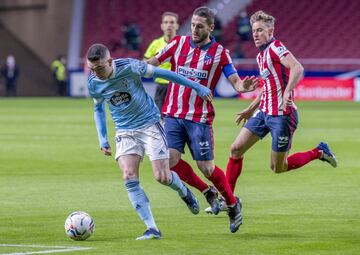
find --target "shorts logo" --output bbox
[200,151,209,156]
[199,141,210,157]
[178,66,208,80]
[278,136,289,148]
[110,92,131,106]
[199,141,209,147]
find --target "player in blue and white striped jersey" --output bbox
[86,43,212,240]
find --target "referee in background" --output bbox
[143,12,179,117]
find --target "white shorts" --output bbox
[115,122,169,161]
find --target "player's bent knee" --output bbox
[123,172,138,180]
[196,161,215,177]
[154,172,169,184]
[230,143,244,158]
[199,166,214,178]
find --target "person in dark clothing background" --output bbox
[1,55,19,97]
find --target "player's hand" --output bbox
[197,86,213,102]
[242,76,259,92]
[281,91,292,111]
[236,107,253,126]
[204,92,213,102]
[101,147,112,156]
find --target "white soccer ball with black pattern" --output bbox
[64,211,94,241]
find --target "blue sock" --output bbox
[125,179,158,231]
[168,171,188,198]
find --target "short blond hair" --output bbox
[250,10,275,27]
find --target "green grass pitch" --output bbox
[0,98,359,255]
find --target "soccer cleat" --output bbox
[204,186,221,215]
[136,228,162,240]
[205,197,227,214]
[181,186,200,214]
[317,142,337,168]
[227,197,243,233]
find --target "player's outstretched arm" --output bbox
[228,73,259,93]
[130,59,212,101]
[236,90,263,126]
[152,67,213,101]
[93,101,111,156]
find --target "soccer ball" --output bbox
[64,211,94,241]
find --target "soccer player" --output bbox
[147,6,258,233]
[225,10,337,195]
[86,43,212,240]
[143,12,179,115]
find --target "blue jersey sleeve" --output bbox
[128,58,211,98]
[152,68,211,98]
[222,63,237,78]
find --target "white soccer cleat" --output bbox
[136,228,162,240]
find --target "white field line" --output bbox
[0,244,92,255]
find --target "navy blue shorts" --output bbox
[244,109,298,152]
[164,116,214,160]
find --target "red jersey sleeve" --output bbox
[271,40,290,61]
[220,48,233,67]
[155,35,181,64]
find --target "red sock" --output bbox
[207,166,237,206]
[171,159,209,192]
[287,148,321,170]
[226,157,243,193]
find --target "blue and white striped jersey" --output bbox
[88,58,160,131]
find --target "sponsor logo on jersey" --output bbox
[260,68,271,79]
[178,66,208,80]
[110,92,131,106]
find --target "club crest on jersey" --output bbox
[177,66,208,80]
[120,79,128,88]
[204,54,213,65]
[110,92,131,106]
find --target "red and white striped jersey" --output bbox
[156,35,233,124]
[257,39,295,115]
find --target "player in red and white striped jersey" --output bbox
[148,6,258,233]
[225,10,338,195]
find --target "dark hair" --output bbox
[193,6,215,25]
[162,11,179,23]
[87,43,109,62]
